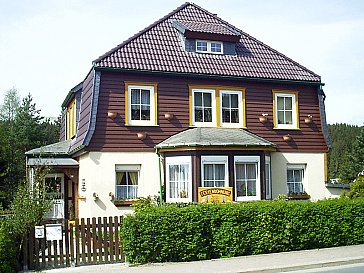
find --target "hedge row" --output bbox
[121,198,364,264]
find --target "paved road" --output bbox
[287,262,364,273]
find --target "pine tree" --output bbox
[340,126,364,183]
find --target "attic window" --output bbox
[196,40,223,54]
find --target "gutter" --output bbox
[318,86,332,149]
[94,66,325,87]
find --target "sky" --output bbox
[0,0,363,125]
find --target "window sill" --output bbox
[113,200,138,206]
[273,127,300,130]
[125,124,159,127]
[287,194,311,200]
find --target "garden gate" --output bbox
[23,216,124,270]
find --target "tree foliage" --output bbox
[0,89,60,207]
[327,123,362,182]
[340,127,364,183]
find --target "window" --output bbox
[196,40,223,54]
[234,156,261,201]
[126,83,157,126]
[66,98,76,139]
[287,164,305,196]
[166,156,192,202]
[190,86,245,128]
[196,41,207,52]
[265,156,272,200]
[201,156,228,187]
[220,90,243,127]
[273,91,299,129]
[115,165,140,200]
[192,89,216,126]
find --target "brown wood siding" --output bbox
[88,71,328,153]
[72,70,94,150]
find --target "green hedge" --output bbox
[0,220,17,273]
[121,198,364,264]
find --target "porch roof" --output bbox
[25,140,72,156]
[156,128,276,150]
[27,157,79,166]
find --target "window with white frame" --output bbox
[220,90,243,127]
[201,156,228,187]
[196,40,223,54]
[127,85,156,125]
[166,156,192,202]
[274,92,298,129]
[192,89,216,126]
[265,156,272,200]
[234,156,260,201]
[287,164,305,196]
[115,165,140,200]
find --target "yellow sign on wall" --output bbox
[198,187,233,204]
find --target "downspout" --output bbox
[157,151,164,205]
[318,85,332,149]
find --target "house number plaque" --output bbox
[81,179,86,192]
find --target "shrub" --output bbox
[347,176,364,198]
[0,221,17,273]
[121,198,364,264]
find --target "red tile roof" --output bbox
[94,2,321,82]
[176,20,240,36]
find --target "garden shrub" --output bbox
[0,221,17,273]
[121,198,364,264]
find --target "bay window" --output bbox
[201,156,228,187]
[166,156,192,202]
[234,156,261,201]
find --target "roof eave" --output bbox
[94,66,323,86]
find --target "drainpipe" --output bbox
[157,151,164,205]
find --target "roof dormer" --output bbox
[172,19,241,56]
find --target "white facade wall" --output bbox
[271,152,330,200]
[78,151,160,218]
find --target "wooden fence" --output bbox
[23,216,124,270]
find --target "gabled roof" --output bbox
[94,2,320,82]
[156,128,276,149]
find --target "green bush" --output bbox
[0,221,17,273]
[347,176,364,198]
[121,198,364,264]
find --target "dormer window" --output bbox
[196,40,223,54]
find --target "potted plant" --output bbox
[283,134,292,141]
[304,115,313,124]
[259,113,269,123]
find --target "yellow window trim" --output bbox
[124,82,158,126]
[272,90,299,130]
[324,152,328,182]
[188,85,246,128]
[66,98,76,140]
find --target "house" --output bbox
[26,2,332,219]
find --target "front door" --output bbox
[44,173,65,219]
[234,156,261,201]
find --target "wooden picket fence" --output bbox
[23,216,124,270]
